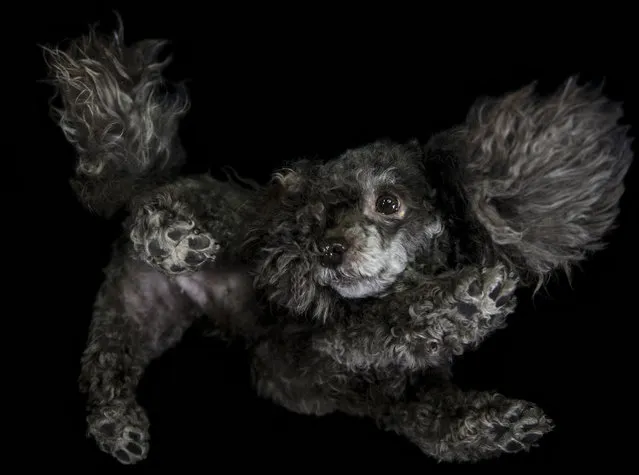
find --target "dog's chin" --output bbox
[316,265,404,299]
[330,277,394,299]
[314,248,410,299]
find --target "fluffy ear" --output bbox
[425,77,634,286]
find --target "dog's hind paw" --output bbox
[405,394,553,463]
[87,402,150,465]
[130,209,220,275]
[486,399,554,456]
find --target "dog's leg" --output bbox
[428,263,519,353]
[128,175,249,275]
[80,249,197,465]
[251,327,422,419]
[253,331,552,462]
[314,263,518,371]
[380,384,553,462]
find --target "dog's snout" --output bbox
[319,237,348,268]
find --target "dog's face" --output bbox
[245,140,444,320]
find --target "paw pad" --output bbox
[88,405,150,465]
[456,302,478,318]
[468,281,482,296]
[488,283,502,301]
[115,449,131,463]
[187,235,211,250]
[504,440,525,452]
[98,421,116,437]
[167,228,188,241]
[148,239,167,257]
[455,265,518,317]
[184,251,207,265]
[133,211,221,274]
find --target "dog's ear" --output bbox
[440,76,634,286]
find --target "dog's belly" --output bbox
[174,263,261,337]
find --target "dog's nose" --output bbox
[319,237,348,268]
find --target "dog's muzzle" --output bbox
[319,237,348,268]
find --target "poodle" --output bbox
[44,21,634,465]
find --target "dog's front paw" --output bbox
[87,401,150,465]
[453,264,518,322]
[131,209,220,274]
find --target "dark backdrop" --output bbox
[34,6,637,472]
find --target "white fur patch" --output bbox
[175,267,256,315]
[175,274,210,308]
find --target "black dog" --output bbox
[45,22,633,464]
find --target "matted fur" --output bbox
[46,22,633,466]
[42,17,189,217]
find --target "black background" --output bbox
[34,6,637,472]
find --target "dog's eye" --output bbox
[375,194,400,215]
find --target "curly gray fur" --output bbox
[42,16,189,217]
[47,23,633,466]
[312,264,518,372]
[242,141,447,322]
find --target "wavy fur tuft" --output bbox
[42,18,190,217]
[428,77,634,286]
